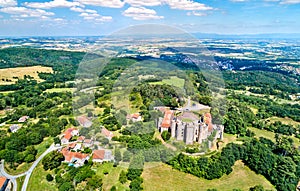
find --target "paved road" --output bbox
[0,144,60,191]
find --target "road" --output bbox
[0,144,60,191]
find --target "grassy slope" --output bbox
[249,127,300,147]
[142,161,275,191]
[27,162,57,191]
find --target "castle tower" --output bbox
[171,119,176,138]
[184,124,194,145]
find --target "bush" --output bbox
[46,174,54,182]
[161,131,171,141]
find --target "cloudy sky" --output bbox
[0,0,299,36]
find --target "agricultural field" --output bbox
[0,66,53,85]
[142,161,275,191]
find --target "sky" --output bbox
[0,0,300,36]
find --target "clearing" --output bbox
[0,66,53,85]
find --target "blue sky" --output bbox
[0,0,300,36]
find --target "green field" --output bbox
[44,88,75,93]
[142,161,275,191]
[249,127,300,147]
[27,162,58,191]
[93,162,129,191]
[150,76,185,89]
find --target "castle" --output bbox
[156,107,224,146]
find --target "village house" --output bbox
[77,116,92,128]
[0,176,11,191]
[92,149,114,163]
[77,136,85,143]
[61,128,79,145]
[126,113,142,122]
[158,110,174,133]
[83,139,94,148]
[67,142,82,152]
[9,124,20,133]
[101,127,114,140]
[61,148,90,167]
[18,116,29,123]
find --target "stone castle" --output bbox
[156,107,224,145]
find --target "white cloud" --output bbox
[24,0,82,9]
[125,0,163,7]
[70,6,97,13]
[123,6,163,20]
[167,0,213,11]
[70,6,85,12]
[0,7,54,18]
[187,11,207,16]
[280,0,300,4]
[78,11,112,22]
[0,0,17,7]
[74,0,124,8]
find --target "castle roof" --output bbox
[161,110,173,128]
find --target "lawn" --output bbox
[249,127,300,147]
[142,161,275,191]
[27,161,58,191]
[0,66,53,85]
[93,162,129,191]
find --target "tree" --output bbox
[42,151,64,170]
[87,175,102,191]
[129,177,143,191]
[54,137,61,145]
[123,150,132,162]
[249,185,265,191]
[46,174,54,182]
[161,131,171,141]
[115,148,122,163]
[119,170,127,184]
[59,182,74,191]
[110,186,117,191]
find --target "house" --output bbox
[9,124,20,133]
[0,176,11,191]
[18,116,29,123]
[61,148,90,167]
[83,139,93,148]
[77,136,85,143]
[77,116,92,128]
[92,149,114,163]
[126,113,142,122]
[101,127,114,140]
[61,128,79,145]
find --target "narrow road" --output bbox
[0,144,60,191]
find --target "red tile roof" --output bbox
[161,110,173,128]
[63,128,76,141]
[102,127,113,138]
[131,113,140,119]
[61,148,89,162]
[93,150,105,160]
[77,116,92,127]
[77,136,85,142]
[0,176,7,189]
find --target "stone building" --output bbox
[157,109,224,145]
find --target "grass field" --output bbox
[44,88,75,93]
[35,137,53,158]
[266,116,300,126]
[5,162,32,176]
[249,127,300,147]
[150,76,185,89]
[0,66,53,85]
[142,161,275,191]
[93,162,129,191]
[27,162,58,191]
